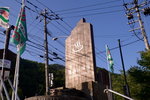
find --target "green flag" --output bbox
[11,5,27,55]
[106,45,114,73]
[0,7,9,28]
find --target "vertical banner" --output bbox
[11,4,27,55]
[106,45,114,73]
[0,7,9,29]
[11,0,27,100]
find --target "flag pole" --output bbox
[0,27,10,100]
[14,51,20,100]
[11,51,20,100]
[105,45,114,100]
[0,74,10,100]
[12,0,26,99]
[0,25,13,100]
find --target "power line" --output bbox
[62,10,124,19]
[123,0,150,50]
[59,5,122,15]
[8,0,144,73]
[35,0,56,14]
[14,0,61,21]
[0,32,133,74]
[61,20,73,29]
[34,0,73,31]
[95,47,122,72]
[55,0,121,12]
[98,39,141,54]
[50,22,69,35]
[55,21,71,33]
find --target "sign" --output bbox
[65,18,96,90]
[0,59,11,69]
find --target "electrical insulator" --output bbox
[127,13,133,20]
[143,7,150,16]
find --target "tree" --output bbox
[48,64,65,88]
[15,59,65,99]
[19,59,45,99]
[127,51,150,100]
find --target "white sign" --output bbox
[72,40,83,53]
[0,59,11,69]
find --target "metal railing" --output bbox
[104,89,134,100]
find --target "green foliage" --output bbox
[19,59,45,99]
[16,59,65,99]
[111,73,124,100]
[105,51,150,100]
[11,50,149,100]
[127,51,150,100]
[48,64,65,88]
[138,51,150,70]
[127,66,150,100]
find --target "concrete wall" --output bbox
[65,18,96,90]
[25,96,88,100]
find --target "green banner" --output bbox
[11,6,27,55]
[0,7,9,28]
[106,45,114,73]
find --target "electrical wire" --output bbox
[59,5,123,15]
[55,0,121,12]
[62,10,124,19]
[8,0,145,74]
[98,39,141,54]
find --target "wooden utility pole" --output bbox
[118,39,130,98]
[124,0,150,50]
[134,0,150,50]
[37,8,60,95]
[44,9,49,95]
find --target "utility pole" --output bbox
[124,0,150,50]
[37,8,61,95]
[118,39,130,98]
[44,9,49,95]
[134,0,150,50]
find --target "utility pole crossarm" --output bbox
[124,0,150,50]
[134,0,150,50]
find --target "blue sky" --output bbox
[0,0,150,73]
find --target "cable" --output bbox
[10,0,142,73]
[55,21,71,33]
[62,10,124,19]
[35,0,57,14]
[26,0,40,10]
[1,32,136,74]
[95,47,122,72]
[14,0,61,21]
[50,22,69,35]
[34,0,73,30]
[59,5,123,15]
[98,39,141,54]
[61,20,73,29]
[55,0,121,12]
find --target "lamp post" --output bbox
[52,36,68,41]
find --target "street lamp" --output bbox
[52,36,68,41]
